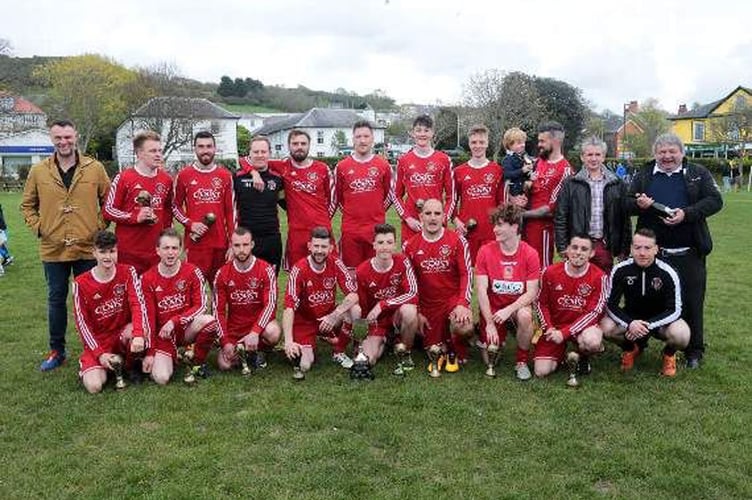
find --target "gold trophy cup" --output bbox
[111,354,127,390]
[566,351,580,388]
[190,212,216,242]
[135,190,157,224]
[235,343,252,377]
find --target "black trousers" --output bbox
[662,249,707,358]
[252,233,282,275]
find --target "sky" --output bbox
[4,0,752,115]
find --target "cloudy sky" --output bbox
[4,0,752,114]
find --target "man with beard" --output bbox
[403,199,473,377]
[244,130,335,270]
[333,121,392,268]
[104,131,173,274]
[21,119,111,371]
[213,227,280,373]
[283,227,359,380]
[173,131,236,283]
[234,136,284,273]
[533,235,608,378]
[392,115,456,243]
[512,121,572,268]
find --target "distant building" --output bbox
[0,91,52,178]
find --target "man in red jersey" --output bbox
[512,121,572,268]
[355,223,418,373]
[334,120,392,268]
[533,235,607,378]
[173,131,236,283]
[475,204,540,380]
[283,227,359,380]
[245,130,335,270]
[103,131,173,274]
[452,124,505,264]
[392,115,456,243]
[141,228,220,385]
[73,231,149,393]
[403,199,473,377]
[214,227,281,373]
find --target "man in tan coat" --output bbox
[20,120,110,371]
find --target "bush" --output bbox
[16,164,30,181]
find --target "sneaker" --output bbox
[40,350,66,371]
[577,357,592,376]
[661,354,677,377]
[515,362,532,381]
[444,353,460,373]
[402,355,415,371]
[393,363,405,376]
[426,354,446,374]
[685,356,701,369]
[192,363,211,379]
[332,352,354,369]
[621,345,641,372]
[252,351,268,369]
[292,367,305,381]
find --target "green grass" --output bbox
[221,103,285,114]
[1,191,751,499]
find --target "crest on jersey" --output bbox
[307,171,319,181]
[249,278,259,288]
[267,180,277,191]
[113,284,126,296]
[503,266,514,280]
[426,162,437,173]
[323,277,336,289]
[175,279,187,291]
[389,273,402,286]
[651,277,663,290]
[484,172,495,184]
[155,183,168,195]
[439,244,451,257]
[368,167,379,178]
[211,177,223,189]
[577,283,593,296]
[626,276,636,286]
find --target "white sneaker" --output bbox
[332,352,354,369]
[515,362,532,381]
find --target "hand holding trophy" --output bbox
[190,213,216,242]
[135,190,157,225]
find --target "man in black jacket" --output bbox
[627,133,722,368]
[555,136,631,273]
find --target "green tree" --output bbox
[331,130,347,153]
[625,98,670,157]
[237,124,251,156]
[218,76,235,97]
[533,76,587,153]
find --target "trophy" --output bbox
[485,344,500,378]
[349,345,374,380]
[190,212,216,242]
[182,344,197,384]
[531,309,544,345]
[566,351,580,388]
[633,194,676,218]
[235,343,252,377]
[393,342,410,376]
[415,198,425,212]
[111,354,127,390]
[466,218,478,233]
[135,190,157,224]
[427,345,442,378]
[291,354,305,381]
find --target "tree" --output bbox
[434,107,460,150]
[0,38,12,56]
[709,99,752,156]
[331,130,347,154]
[218,76,235,97]
[625,98,670,157]
[237,125,251,157]
[533,76,588,153]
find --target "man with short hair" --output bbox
[334,120,392,268]
[392,115,456,243]
[355,223,418,373]
[173,131,236,283]
[73,230,149,393]
[600,229,690,377]
[475,204,539,380]
[21,119,111,371]
[283,227,359,379]
[104,131,173,274]
[513,121,572,268]
[141,228,220,385]
[627,133,722,368]
[554,135,631,273]
[533,234,607,378]
[214,227,281,373]
[404,199,473,377]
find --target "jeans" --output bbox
[43,259,96,352]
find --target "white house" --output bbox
[254,108,386,158]
[0,92,52,178]
[116,97,240,171]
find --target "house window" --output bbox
[693,122,705,142]
[275,144,282,151]
[317,152,325,158]
[317,131,324,145]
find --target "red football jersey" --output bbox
[453,161,505,248]
[141,261,207,332]
[475,240,541,311]
[172,164,236,250]
[528,157,572,213]
[73,264,149,359]
[334,155,392,233]
[213,257,277,343]
[269,159,334,232]
[536,261,607,340]
[285,254,357,321]
[403,229,471,308]
[355,254,418,313]
[103,167,173,258]
[392,149,455,224]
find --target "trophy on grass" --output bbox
[190,212,216,242]
[349,319,374,380]
[135,190,157,224]
[235,343,253,377]
[566,351,580,388]
[485,344,500,378]
[181,344,197,384]
[111,354,127,390]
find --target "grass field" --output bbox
[1,191,751,499]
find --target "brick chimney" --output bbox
[678,104,688,115]
[627,101,639,114]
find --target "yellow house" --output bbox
[668,86,752,157]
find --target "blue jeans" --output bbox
[43,259,96,352]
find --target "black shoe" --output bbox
[128,359,144,384]
[686,357,701,369]
[577,357,592,376]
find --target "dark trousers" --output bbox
[252,233,282,275]
[662,250,706,358]
[43,259,96,352]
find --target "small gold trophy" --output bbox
[415,198,425,212]
[566,351,580,388]
[135,190,157,224]
[427,345,442,379]
[466,218,478,233]
[111,354,127,390]
[182,344,197,384]
[236,343,252,377]
[190,212,216,242]
[485,344,500,378]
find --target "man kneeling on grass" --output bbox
[73,230,149,394]
[141,228,219,385]
[533,234,608,378]
[600,228,689,377]
[283,227,359,380]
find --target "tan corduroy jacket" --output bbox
[20,153,110,261]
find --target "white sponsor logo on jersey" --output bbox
[192,187,222,203]
[408,172,437,186]
[158,293,187,311]
[308,290,335,306]
[230,288,259,304]
[466,184,493,198]
[420,257,451,273]
[291,179,317,194]
[94,297,125,317]
[349,177,378,193]
[557,294,587,310]
[492,279,524,295]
